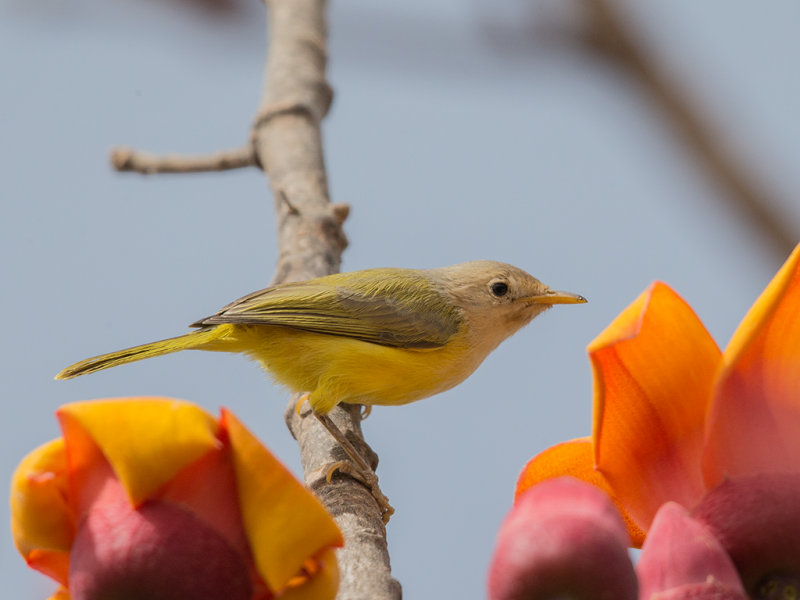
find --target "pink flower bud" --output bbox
[69,481,253,600]
[637,502,746,600]
[488,477,637,600]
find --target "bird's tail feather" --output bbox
[55,327,225,380]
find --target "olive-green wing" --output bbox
[191,269,463,349]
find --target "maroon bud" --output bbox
[70,495,253,600]
[693,473,800,598]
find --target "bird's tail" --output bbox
[55,326,227,380]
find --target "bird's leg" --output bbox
[313,410,395,523]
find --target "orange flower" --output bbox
[10,398,343,600]
[517,243,800,548]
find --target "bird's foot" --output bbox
[326,460,394,523]
[359,404,372,420]
[314,410,394,524]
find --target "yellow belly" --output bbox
[213,324,480,414]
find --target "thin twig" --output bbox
[579,0,796,260]
[110,145,257,174]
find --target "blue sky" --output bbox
[2,1,799,597]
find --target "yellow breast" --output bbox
[221,324,482,414]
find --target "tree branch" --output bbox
[254,1,401,598]
[109,0,400,595]
[110,145,258,173]
[579,0,796,260]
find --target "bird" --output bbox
[57,260,586,520]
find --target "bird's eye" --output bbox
[490,281,509,297]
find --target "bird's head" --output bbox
[432,260,586,346]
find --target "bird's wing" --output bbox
[191,269,463,349]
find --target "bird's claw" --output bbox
[295,392,311,416]
[326,460,360,483]
[326,460,395,524]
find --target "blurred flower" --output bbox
[488,477,637,600]
[10,397,343,600]
[515,243,800,597]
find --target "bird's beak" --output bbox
[518,290,587,305]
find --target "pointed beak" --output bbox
[518,290,587,305]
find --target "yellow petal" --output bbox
[515,438,645,546]
[704,243,800,485]
[57,398,220,506]
[588,283,721,530]
[278,548,340,600]
[10,439,74,558]
[46,586,71,600]
[222,409,343,592]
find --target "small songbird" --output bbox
[57,260,585,521]
[56,261,586,412]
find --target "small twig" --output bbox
[110,145,258,174]
[578,0,796,260]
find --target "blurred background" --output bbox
[2,0,799,597]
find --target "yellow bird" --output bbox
[57,261,584,521]
[56,261,586,413]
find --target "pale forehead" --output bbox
[446,261,539,283]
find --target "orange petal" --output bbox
[704,243,800,485]
[10,439,75,559]
[57,398,220,506]
[222,409,343,593]
[588,282,721,530]
[515,438,645,546]
[25,549,71,587]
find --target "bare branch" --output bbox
[110,145,258,174]
[254,0,401,598]
[109,0,398,595]
[580,0,797,260]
